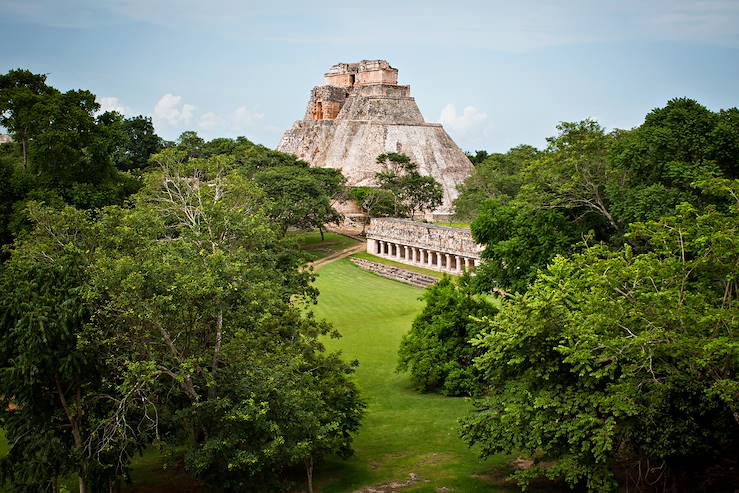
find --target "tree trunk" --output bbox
[305,456,314,493]
[78,474,88,493]
[21,138,28,169]
[318,226,324,241]
[54,376,88,493]
[209,308,223,400]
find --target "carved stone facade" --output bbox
[278,60,474,215]
[0,135,12,144]
[366,218,482,274]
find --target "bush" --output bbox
[397,276,498,396]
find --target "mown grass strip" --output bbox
[312,259,509,492]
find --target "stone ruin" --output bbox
[277,60,474,216]
[366,218,482,274]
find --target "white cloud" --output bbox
[198,111,220,130]
[439,104,492,151]
[97,96,129,115]
[153,93,194,127]
[439,104,488,133]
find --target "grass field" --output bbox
[291,230,361,260]
[0,428,6,457]
[311,259,511,492]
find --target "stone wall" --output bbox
[324,60,398,88]
[365,218,482,274]
[350,258,437,289]
[305,85,347,121]
[366,218,481,258]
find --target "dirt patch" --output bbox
[309,243,366,271]
[417,452,454,467]
[350,473,422,493]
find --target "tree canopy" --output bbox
[462,186,739,491]
[0,122,362,492]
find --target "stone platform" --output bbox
[365,218,481,275]
[350,258,437,289]
[277,60,474,214]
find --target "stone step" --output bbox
[350,258,438,289]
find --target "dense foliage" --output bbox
[454,99,739,293]
[399,98,739,491]
[0,69,163,250]
[397,276,498,396]
[0,154,363,492]
[0,69,362,493]
[461,186,739,491]
[350,152,443,220]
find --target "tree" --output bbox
[461,183,739,492]
[465,149,489,165]
[0,204,145,493]
[521,120,622,233]
[113,115,163,171]
[454,145,539,220]
[374,152,442,218]
[87,152,362,492]
[709,108,739,178]
[0,69,56,168]
[255,165,343,238]
[397,276,498,396]
[1,152,364,493]
[471,199,583,293]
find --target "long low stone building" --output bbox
[366,218,482,274]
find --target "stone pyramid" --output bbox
[277,60,473,215]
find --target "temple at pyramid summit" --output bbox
[277,60,474,216]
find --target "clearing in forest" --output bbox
[311,259,511,493]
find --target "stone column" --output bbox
[395,244,402,260]
[463,257,470,271]
[367,239,376,254]
[413,247,420,264]
[455,255,462,273]
[444,253,451,272]
[403,245,409,261]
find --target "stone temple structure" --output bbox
[366,218,482,274]
[277,60,474,216]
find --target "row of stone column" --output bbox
[368,239,479,274]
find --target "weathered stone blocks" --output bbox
[277,60,474,214]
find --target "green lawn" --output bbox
[311,259,510,492]
[352,251,451,280]
[290,230,361,261]
[0,428,6,457]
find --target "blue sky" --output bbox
[2,0,738,152]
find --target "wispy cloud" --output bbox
[198,112,220,130]
[153,94,194,127]
[96,96,129,115]
[5,1,739,50]
[439,103,492,150]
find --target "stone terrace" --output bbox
[366,218,482,274]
